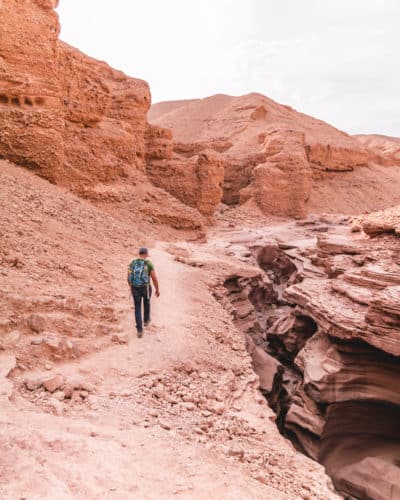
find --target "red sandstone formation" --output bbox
[353,204,400,236]
[150,94,400,216]
[146,148,224,217]
[240,129,311,217]
[0,0,64,175]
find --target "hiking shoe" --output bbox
[137,329,143,338]
[144,320,151,327]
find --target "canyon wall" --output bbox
[0,0,217,227]
[0,0,150,190]
[3,1,399,221]
[59,42,151,193]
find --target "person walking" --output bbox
[127,247,160,337]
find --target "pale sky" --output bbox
[57,1,399,136]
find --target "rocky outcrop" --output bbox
[0,0,151,187]
[240,129,311,217]
[277,228,400,498]
[352,204,400,236]
[0,0,64,176]
[59,42,151,192]
[146,149,225,216]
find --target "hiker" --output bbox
[127,247,160,337]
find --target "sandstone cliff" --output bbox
[0,0,207,229]
[150,94,400,216]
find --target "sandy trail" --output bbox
[0,246,283,499]
[1,236,338,499]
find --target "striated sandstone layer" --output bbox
[352,204,400,236]
[150,94,400,216]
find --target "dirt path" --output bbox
[1,239,338,499]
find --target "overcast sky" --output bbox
[57,1,399,136]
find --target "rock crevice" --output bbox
[218,217,400,500]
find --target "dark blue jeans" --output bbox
[131,285,151,331]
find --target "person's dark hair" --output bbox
[139,247,148,256]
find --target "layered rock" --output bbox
[280,229,400,498]
[352,204,400,236]
[146,149,225,216]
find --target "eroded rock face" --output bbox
[218,215,400,499]
[353,204,400,237]
[0,0,151,188]
[0,0,64,175]
[59,42,151,193]
[321,402,400,500]
[0,0,214,227]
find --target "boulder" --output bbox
[42,374,65,393]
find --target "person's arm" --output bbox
[150,270,160,297]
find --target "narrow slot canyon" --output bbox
[219,229,400,500]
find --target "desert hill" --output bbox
[150,93,400,216]
[354,133,400,165]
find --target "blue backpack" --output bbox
[128,259,150,288]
